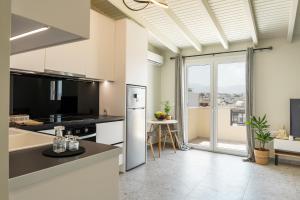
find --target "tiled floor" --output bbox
[119,147,300,200]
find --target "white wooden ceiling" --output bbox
[104,0,300,52]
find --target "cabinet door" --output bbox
[96,121,124,144]
[45,40,88,75]
[125,20,148,86]
[10,49,45,72]
[85,10,115,80]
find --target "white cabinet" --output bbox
[10,49,45,72]
[45,40,88,75]
[114,19,148,86]
[44,10,115,80]
[85,10,115,80]
[274,139,300,153]
[125,20,148,86]
[96,121,124,145]
[96,121,124,168]
[10,10,115,80]
[11,0,90,54]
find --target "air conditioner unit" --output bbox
[147,51,163,66]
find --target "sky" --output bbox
[188,62,246,94]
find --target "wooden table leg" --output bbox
[173,133,180,149]
[158,125,161,158]
[167,124,176,153]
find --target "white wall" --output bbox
[146,62,161,127]
[0,0,10,199]
[160,51,177,117]
[253,37,300,133]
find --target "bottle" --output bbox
[53,126,67,153]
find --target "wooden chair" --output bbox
[163,124,180,150]
[147,125,155,160]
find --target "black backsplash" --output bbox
[10,74,99,119]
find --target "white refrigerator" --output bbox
[126,84,146,171]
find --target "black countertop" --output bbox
[10,115,124,132]
[9,140,118,179]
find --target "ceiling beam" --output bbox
[287,0,299,42]
[243,0,258,45]
[107,0,179,53]
[164,8,202,51]
[200,0,229,49]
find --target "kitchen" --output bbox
[2,1,164,199]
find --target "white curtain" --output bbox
[175,55,188,148]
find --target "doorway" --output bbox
[185,55,247,156]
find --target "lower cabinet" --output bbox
[96,121,125,169]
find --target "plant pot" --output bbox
[165,115,172,120]
[254,149,270,165]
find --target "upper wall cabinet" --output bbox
[44,40,88,76]
[45,10,115,80]
[115,19,148,86]
[85,10,115,80]
[10,49,45,72]
[11,0,90,54]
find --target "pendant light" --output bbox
[123,0,168,11]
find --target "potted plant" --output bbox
[246,114,273,165]
[164,101,172,120]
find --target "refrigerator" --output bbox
[126,84,146,171]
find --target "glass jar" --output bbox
[68,136,79,151]
[53,136,67,153]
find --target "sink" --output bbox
[9,128,53,152]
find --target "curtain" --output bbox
[175,55,189,150]
[245,47,255,162]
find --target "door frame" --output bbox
[184,54,247,156]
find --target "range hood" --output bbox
[11,14,82,55]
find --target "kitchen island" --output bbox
[9,129,121,200]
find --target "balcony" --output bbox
[188,106,247,152]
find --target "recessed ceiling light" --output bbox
[10,27,49,41]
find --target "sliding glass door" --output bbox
[215,60,247,155]
[186,55,247,156]
[186,63,213,150]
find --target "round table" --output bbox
[147,120,178,157]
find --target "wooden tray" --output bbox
[42,147,85,158]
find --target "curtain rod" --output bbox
[170,46,273,60]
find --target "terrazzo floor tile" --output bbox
[119,147,300,200]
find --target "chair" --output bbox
[147,125,156,160]
[163,124,180,150]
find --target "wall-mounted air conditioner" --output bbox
[147,50,163,66]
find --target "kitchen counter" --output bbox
[10,140,119,178]
[9,128,121,200]
[10,115,124,132]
